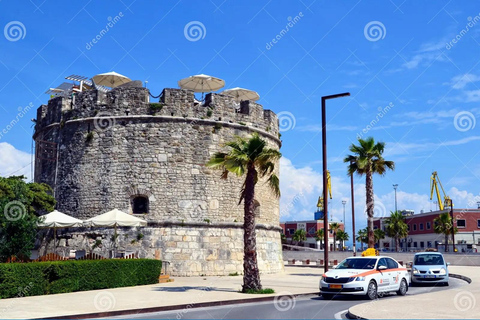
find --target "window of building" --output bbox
[420,241,424,248]
[132,196,149,214]
[253,200,260,217]
[419,223,424,231]
[413,241,418,248]
[413,224,417,231]
[427,222,431,230]
[427,241,432,248]
[288,229,295,235]
[407,225,410,231]
[477,220,480,229]
[457,219,466,228]
[308,227,316,235]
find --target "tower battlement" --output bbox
[35,87,279,137]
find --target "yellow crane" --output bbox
[316,170,332,211]
[430,171,453,211]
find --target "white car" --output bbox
[319,256,410,300]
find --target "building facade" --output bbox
[280,220,345,250]
[374,209,480,252]
[33,83,283,276]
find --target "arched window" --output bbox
[132,196,149,214]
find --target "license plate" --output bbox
[425,275,435,278]
[329,284,342,289]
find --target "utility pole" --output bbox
[393,184,398,213]
[342,199,346,231]
[321,92,350,273]
[350,160,356,256]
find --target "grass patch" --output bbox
[243,288,275,294]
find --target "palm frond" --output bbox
[205,152,227,168]
[267,173,280,198]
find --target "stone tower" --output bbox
[33,83,283,276]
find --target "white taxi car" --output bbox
[319,256,410,300]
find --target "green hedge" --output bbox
[0,259,162,299]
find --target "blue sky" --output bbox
[1,1,480,239]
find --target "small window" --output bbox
[457,219,466,228]
[413,224,417,231]
[308,227,316,235]
[477,220,480,229]
[420,241,424,248]
[427,222,431,230]
[132,196,149,214]
[419,223,424,231]
[414,241,418,248]
[407,225,410,231]
[288,229,295,235]
[427,241,432,248]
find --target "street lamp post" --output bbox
[448,198,456,253]
[393,184,398,213]
[342,199,346,230]
[322,92,350,273]
[350,160,356,256]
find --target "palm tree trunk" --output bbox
[445,233,448,252]
[395,237,399,252]
[242,164,262,292]
[366,170,375,248]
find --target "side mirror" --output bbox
[378,265,387,271]
[447,262,450,266]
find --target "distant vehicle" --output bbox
[319,256,410,300]
[411,252,449,286]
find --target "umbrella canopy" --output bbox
[38,210,84,228]
[85,208,147,227]
[92,71,131,88]
[223,87,260,102]
[178,74,225,92]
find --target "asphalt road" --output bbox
[105,277,466,320]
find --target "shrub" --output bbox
[149,103,164,114]
[0,259,162,298]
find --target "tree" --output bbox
[206,133,281,292]
[0,176,55,262]
[385,211,408,252]
[329,222,341,251]
[336,229,349,251]
[315,228,324,250]
[356,228,368,251]
[292,229,306,246]
[434,212,457,252]
[374,228,385,248]
[344,137,395,248]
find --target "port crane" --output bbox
[430,171,453,211]
[316,170,332,215]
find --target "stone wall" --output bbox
[33,86,283,276]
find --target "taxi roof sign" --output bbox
[361,248,379,257]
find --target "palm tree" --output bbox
[292,229,307,246]
[315,228,324,250]
[206,133,281,292]
[329,222,341,251]
[344,137,395,248]
[385,211,408,252]
[374,228,385,248]
[356,228,368,251]
[434,212,457,252]
[336,229,349,251]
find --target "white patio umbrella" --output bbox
[85,209,147,251]
[223,87,260,102]
[178,74,225,94]
[92,71,131,88]
[38,210,84,253]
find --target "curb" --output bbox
[346,273,472,320]
[450,273,472,284]
[35,292,320,319]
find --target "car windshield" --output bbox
[414,254,444,265]
[336,258,377,269]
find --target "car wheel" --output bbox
[366,281,377,300]
[397,279,408,296]
[322,293,334,300]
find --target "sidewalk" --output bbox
[0,266,322,319]
[349,266,479,319]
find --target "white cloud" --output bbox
[446,73,480,90]
[384,136,480,157]
[0,142,33,181]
